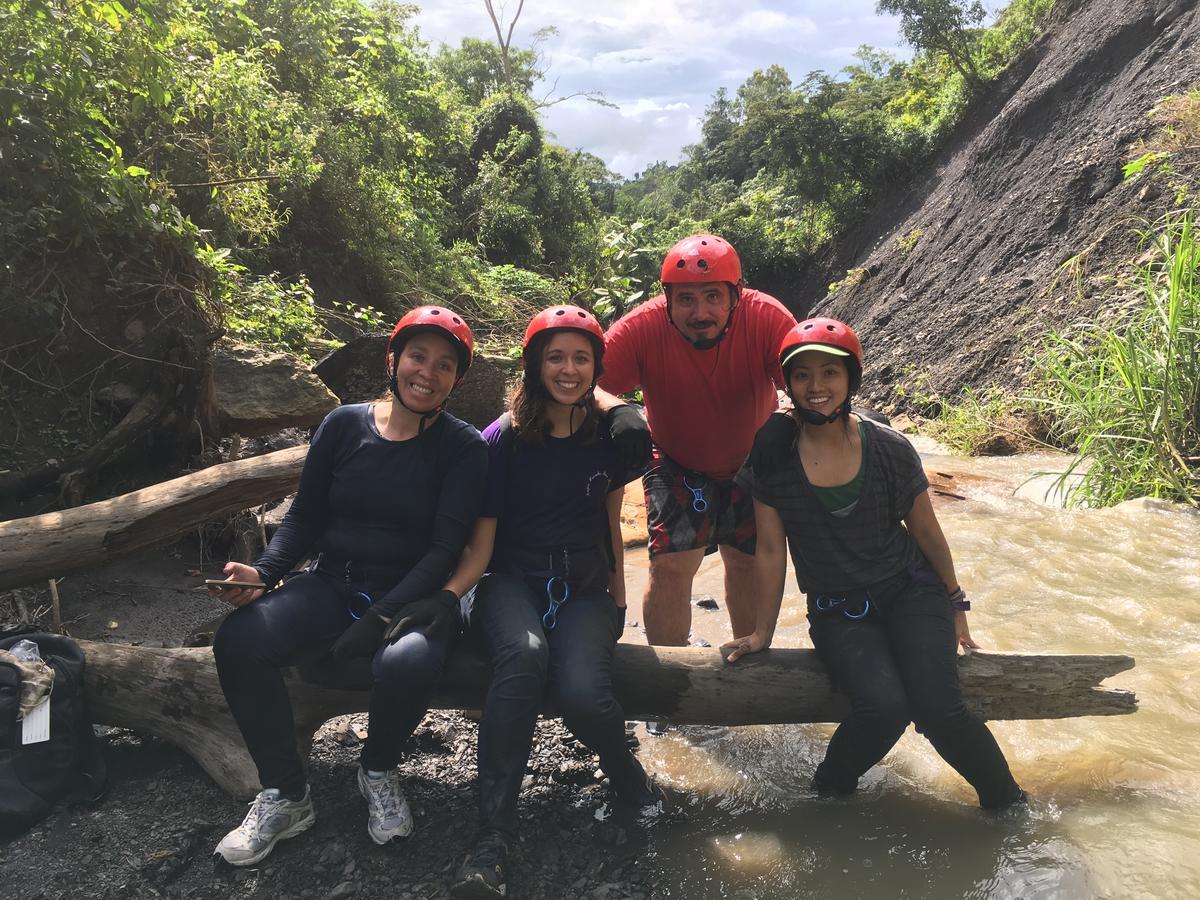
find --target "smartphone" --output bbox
[204,579,265,591]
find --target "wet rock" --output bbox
[691,595,719,610]
[326,882,356,899]
[212,341,338,438]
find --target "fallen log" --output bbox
[81,640,1136,798]
[0,446,306,591]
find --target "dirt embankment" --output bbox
[797,0,1200,412]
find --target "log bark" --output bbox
[81,640,1136,799]
[0,446,306,591]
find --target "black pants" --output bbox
[807,576,1023,809]
[213,571,455,797]
[471,573,641,839]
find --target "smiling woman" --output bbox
[205,305,489,865]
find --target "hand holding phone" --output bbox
[206,562,267,607]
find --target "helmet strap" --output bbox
[784,381,853,426]
[666,283,739,350]
[389,371,443,434]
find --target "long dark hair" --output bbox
[510,330,604,446]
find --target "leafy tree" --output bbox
[877,0,988,91]
[435,36,538,105]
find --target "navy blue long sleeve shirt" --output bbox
[254,403,487,618]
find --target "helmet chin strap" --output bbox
[786,383,853,426]
[795,401,852,426]
[668,286,739,350]
[390,373,442,435]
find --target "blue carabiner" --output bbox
[814,594,871,620]
[542,577,570,631]
[843,598,871,620]
[347,590,374,620]
[683,475,709,514]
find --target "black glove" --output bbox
[747,412,798,474]
[604,404,652,473]
[330,612,387,661]
[384,590,459,644]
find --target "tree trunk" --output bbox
[81,640,1136,799]
[0,446,306,591]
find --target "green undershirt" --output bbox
[810,421,868,516]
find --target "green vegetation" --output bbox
[1031,213,1199,507]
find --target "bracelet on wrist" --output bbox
[948,586,970,611]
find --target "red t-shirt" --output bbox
[601,289,796,480]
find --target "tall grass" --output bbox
[1032,213,1200,507]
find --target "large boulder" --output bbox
[212,342,339,438]
[312,334,516,429]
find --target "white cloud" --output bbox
[412,1,907,176]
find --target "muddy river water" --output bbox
[618,438,1199,899]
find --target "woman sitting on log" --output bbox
[436,306,658,899]
[722,317,1026,810]
[208,306,488,865]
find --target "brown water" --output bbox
[620,438,1200,899]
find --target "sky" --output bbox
[411,1,910,178]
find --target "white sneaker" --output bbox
[214,786,315,866]
[357,766,413,845]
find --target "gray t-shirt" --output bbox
[735,418,929,594]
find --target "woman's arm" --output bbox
[373,438,489,618]
[606,487,626,608]
[904,490,979,650]
[251,415,338,587]
[443,517,498,599]
[721,498,787,662]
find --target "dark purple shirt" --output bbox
[480,414,636,588]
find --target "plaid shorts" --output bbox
[642,451,756,557]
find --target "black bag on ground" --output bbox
[0,628,107,839]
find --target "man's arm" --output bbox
[721,498,787,662]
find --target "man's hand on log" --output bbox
[955,610,980,652]
[331,612,387,660]
[721,631,771,664]
[207,562,265,607]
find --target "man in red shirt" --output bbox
[600,234,795,650]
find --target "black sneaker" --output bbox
[451,832,508,898]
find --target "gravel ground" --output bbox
[2,709,666,899]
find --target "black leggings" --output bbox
[213,572,455,797]
[807,577,1023,809]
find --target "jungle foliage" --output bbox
[0,0,1058,367]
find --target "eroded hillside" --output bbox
[804,0,1200,411]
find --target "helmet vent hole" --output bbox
[675,260,686,268]
[697,259,708,269]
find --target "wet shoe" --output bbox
[451,831,509,898]
[214,786,315,866]
[609,757,671,819]
[357,766,413,845]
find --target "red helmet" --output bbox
[522,305,604,352]
[660,233,742,286]
[388,305,474,383]
[780,317,864,395]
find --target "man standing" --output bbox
[600,234,795,650]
